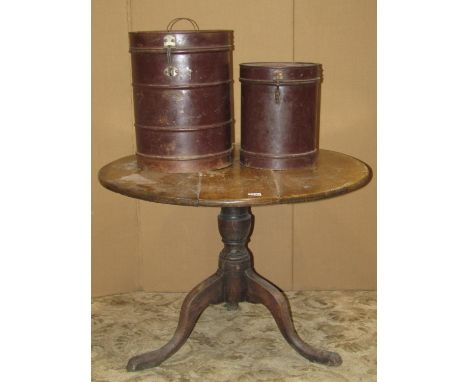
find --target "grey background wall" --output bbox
[92,0,376,297]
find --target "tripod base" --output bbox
[127,207,342,371]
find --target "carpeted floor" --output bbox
[92,290,376,381]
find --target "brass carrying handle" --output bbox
[166,18,200,31]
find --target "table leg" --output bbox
[126,272,223,371]
[126,206,341,371]
[245,268,342,366]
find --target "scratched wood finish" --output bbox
[98,148,372,207]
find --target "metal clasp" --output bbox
[163,35,177,77]
[163,35,176,48]
[164,66,179,77]
[273,70,283,104]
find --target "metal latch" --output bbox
[163,35,178,77]
[163,35,176,48]
[273,70,283,104]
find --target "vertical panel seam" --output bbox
[126,0,142,291]
[292,0,295,61]
[291,205,295,290]
[126,0,135,153]
[291,0,295,291]
[135,201,142,291]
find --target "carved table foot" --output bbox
[127,206,341,371]
[126,272,223,371]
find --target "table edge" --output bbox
[98,150,373,207]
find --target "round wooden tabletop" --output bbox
[98,149,372,207]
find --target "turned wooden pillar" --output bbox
[217,207,252,307]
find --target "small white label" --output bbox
[248,192,262,197]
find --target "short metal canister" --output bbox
[240,62,323,169]
[129,18,234,172]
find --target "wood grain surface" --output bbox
[98,148,372,207]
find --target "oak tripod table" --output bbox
[98,148,372,372]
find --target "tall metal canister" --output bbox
[129,18,234,172]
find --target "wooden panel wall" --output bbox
[92,0,376,296]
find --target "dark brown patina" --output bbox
[126,207,343,371]
[98,148,373,371]
[129,19,234,172]
[240,62,323,169]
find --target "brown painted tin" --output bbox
[240,62,323,170]
[129,19,234,173]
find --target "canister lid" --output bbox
[129,30,233,52]
[240,62,322,83]
[130,17,233,52]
